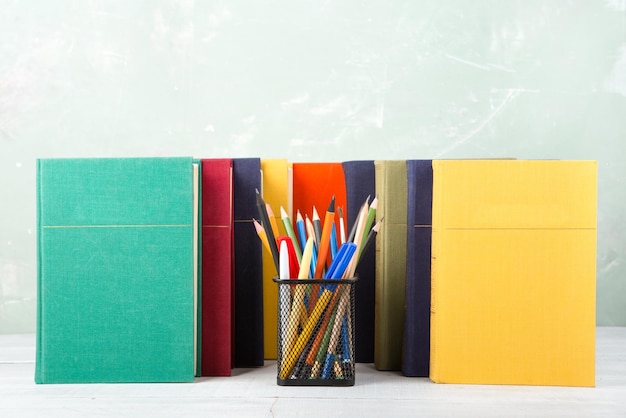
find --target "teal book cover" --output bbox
[35,157,195,383]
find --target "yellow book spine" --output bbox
[260,159,290,360]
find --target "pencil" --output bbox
[295,210,307,258]
[337,206,346,244]
[347,195,369,243]
[345,202,369,278]
[305,292,336,371]
[298,238,314,280]
[305,214,315,244]
[296,210,313,304]
[305,214,318,278]
[255,189,279,273]
[312,206,322,249]
[266,202,281,239]
[330,223,338,261]
[313,196,335,278]
[280,206,302,262]
[357,217,383,266]
[358,195,378,258]
[252,218,271,255]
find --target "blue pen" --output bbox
[325,243,354,278]
[318,243,347,296]
[324,243,356,283]
[322,244,344,280]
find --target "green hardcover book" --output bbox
[35,157,196,383]
[374,160,408,371]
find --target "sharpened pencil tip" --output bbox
[255,188,264,204]
[252,218,264,232]
[369,195,378,210]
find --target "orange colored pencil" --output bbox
[313,196,335,278]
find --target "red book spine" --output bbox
[201,159,233,376]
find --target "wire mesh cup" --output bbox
[274,276,358,386]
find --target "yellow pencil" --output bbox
[266,203,281,238]
[252,218,271,256]
[305,213,320,310]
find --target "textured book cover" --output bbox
[341,160,376,363]
[200,158,233,376]
[35,157,195,383]
[430,160,597,387]
[401,160,433,377]
[232,158,264,367]
[260,159,290,360]
[374,160,408,371]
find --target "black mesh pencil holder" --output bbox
[273,276,358,386]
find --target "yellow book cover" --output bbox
[260,159,290,360]
[430,160,597,387]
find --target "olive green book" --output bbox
[374,160,408,371]
[35,157,196,383]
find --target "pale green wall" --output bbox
[1,1,625,333]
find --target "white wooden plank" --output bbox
[0,328,624,417]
